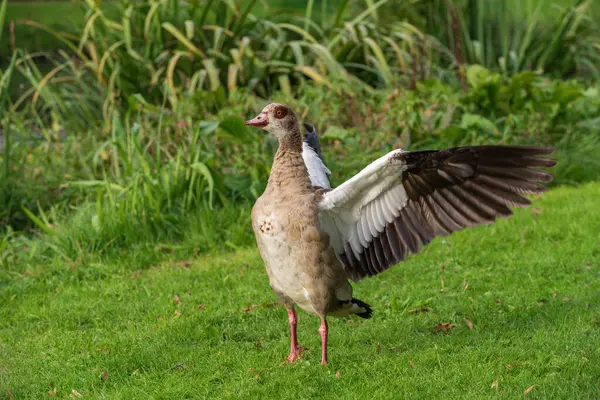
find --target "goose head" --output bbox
[245,103,299,139]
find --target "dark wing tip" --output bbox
[303,121,323,158]
[303,121,315,133]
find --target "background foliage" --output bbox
[1,0,599,253]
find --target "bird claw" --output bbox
[284,346,306,363]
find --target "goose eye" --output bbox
[274,107,287,119]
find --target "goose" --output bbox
[246,103,556,365]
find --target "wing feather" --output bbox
[302,123,331,189]
[318,145,556,281]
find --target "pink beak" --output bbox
[245,112,268,128]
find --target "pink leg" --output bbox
[319,317,328,365]
[286,308,303,362]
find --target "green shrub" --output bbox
[4,70,597,257]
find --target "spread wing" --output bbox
[302,122,331,189]
[317,145,557,281]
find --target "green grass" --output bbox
[1,182,599,399]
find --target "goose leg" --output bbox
[319,317,328,365]
[286,308,303,362]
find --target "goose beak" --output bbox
[246,112,268,128]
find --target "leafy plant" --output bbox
[6,0,444,129]
[382,0,600,80]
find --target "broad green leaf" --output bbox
[218,116,251,143]
[198,121,220,135]
[460,113,500,135]
[322,126,349,140]
[466,64,491,88]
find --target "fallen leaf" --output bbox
[463,279,469,292]
[48,387,57,396]
[408,308,430,314]
[335,370,341,379]
[377,343,381,353]
[491,380,498,389]
[524,385,534,396]
[7,388,15,399]
[100,371,109,381]
[70,389,82,398]
[173,295,182,305]
[409,360,415,368]
[389,347,404,352]
[176,261,191,268]
[244,305,257,312]
[532,207,542,217]
[465,316,474,330]
[174,310,181,318]
[562,297,570,302]
[435,323,456,333]
[197,304,205,310]
[506,363,519,372]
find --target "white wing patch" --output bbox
[302,142,331,188]
[317,149,409,260]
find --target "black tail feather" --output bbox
[352,298,373,319]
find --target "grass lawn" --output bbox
[1,182,600,399]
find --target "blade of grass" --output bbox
[21,206,57,237]
[163,22,206,58]
[0,0,7,43]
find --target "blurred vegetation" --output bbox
[0,0,599,261]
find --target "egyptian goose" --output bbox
[246,103,556,365]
